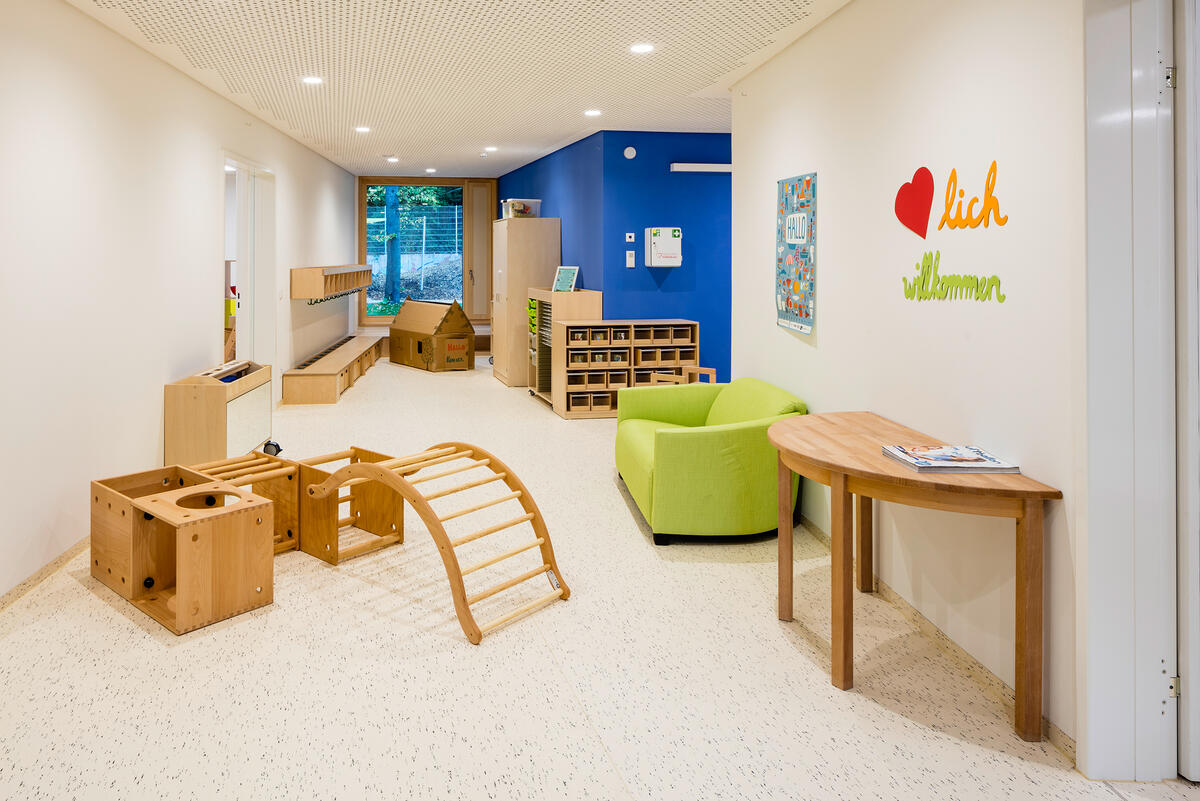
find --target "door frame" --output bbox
[1177,0,1200,780]
[356,176,496,325]
[1081,0,1177,780]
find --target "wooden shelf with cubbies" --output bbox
[290,265,372,301]
[551,319,699,419]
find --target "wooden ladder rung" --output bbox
[467,564,551,605]
[423,472,506,500]
[371,446,460,472]
[450,513,535,548]
[338,450,467,490]
[339,533,402,561]
[338,494,353,505]
[300,449,355,465]
[229,465,295,486]
[409,459,490,485]
[478,588,565,635]
[190,453,256,472]
[337,515,355,528]
[209,457,272,478]
[460,538,544,576]
[438,492,522,523]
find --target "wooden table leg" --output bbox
[1014,498,1044,741]
[777,456,794,622]
[855,495,874,593]
[831,471,854,689]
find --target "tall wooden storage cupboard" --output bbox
[492,218,560,387]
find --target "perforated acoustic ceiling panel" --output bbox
[64,0,850,177]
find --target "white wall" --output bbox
[0,0,358,596]
[731,0,1085,737]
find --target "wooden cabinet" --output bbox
[492,218,561,387]
[164,361,272,465]
[528,288,603,405]
[551,319,700,419]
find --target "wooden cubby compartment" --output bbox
[290,265,372,300]
[652,327,672,345]
[568,393,591,412]
[567,372,586,388]
[671,326,694,344]
[568,351,589,368]
[608,371,629,388]
[679,347,697,366]
[568,327,589,346]
[612,328,630,344]
[660,348,678,366]
[589,327,610,346]
[591,393,614,412]
[590,350,609,368]
[610,349,630,366]
[633,369,655,387]
[633,326,654,346]
[586,371,607,389]
[635,348,658,367]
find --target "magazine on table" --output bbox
[882,445,1019,473]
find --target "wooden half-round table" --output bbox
[768,411,1062,741]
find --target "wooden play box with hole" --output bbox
[91,471,274,634]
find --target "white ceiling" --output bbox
[65,0,849,178]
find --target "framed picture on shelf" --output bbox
[552,266,579,292]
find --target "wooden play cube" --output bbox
[298,446,405,565]
[130,481,274,634]
[191,451,301,554]
[91,465,215,599]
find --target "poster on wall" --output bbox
[776,172,817,334]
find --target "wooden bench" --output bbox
[282,335,387,404]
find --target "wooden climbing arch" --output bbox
[305,442,570,644]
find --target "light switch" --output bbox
[625,232,635,243]
[626,250,636,268]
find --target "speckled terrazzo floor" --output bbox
[2,360,1198,801]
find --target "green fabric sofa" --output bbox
[615,377,807,544]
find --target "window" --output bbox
[364,184,463,316]
[358,177,496,325]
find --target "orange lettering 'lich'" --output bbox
[938,160,1008,231]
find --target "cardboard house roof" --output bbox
[389,298,474,335]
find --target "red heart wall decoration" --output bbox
[895,167,935,239]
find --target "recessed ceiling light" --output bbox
[386,156,399,163]
[355,126,370,133]
[425,168,437,174]
[301,76,323,85]
[224,165,236,172]
[584,109,602,117]
[630,43,654,54]
[484,146,498,152]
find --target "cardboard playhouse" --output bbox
[389,298,476,372]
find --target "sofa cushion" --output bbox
[704,377,807,427]
[615,418,688,521]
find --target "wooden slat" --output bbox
[409,459,490,485]
[300,449,355,465]
[422,472,506,501]
[371,446,459,472]
[208,458,272,478]
[450,512,535,547]
[338,533,402,561]
[438,492,522,523]
[337,450,466,490]
[338,494,353,505]
[189,453,256,472]
[338,516,355,528]
[478,589,564,635]
[467,564,551,605]
[461,538,544,576]
[229,466,295,486]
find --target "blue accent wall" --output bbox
[599,131,731,382]
[495,133,604,290]
[498,130,731,380]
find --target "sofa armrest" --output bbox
[616,383,724,427]
[650,413,801,534]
